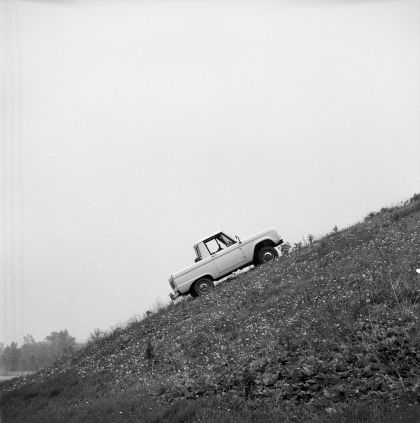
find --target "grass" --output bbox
[1,194,420,422]
[2,392,419,423]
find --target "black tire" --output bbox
[190,290,198,298]
[257,246,278,264]
[191,277,214,297]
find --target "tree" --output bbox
[23,334,35,345]
[20,334,38,371]
[1,342,21,371]
[0,342,5,372]
[0,330,78,372]
[45,330,76,359]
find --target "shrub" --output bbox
[390,199,420,222]
[144,340,155,361]
[317,240,330,258]
[293,242,303,251]
[280,242,291,255]
[242,365,256,400]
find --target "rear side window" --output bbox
[204,233,236,255]
[194,245,201,261]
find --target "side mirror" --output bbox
[235,235,241,244]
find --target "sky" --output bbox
[1,0,419,345]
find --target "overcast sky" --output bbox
[1,0,419,345]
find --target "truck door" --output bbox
[204,235,247,274]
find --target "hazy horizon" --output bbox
[1,0,419,345]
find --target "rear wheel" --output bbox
[191,277,214,297]
[257,246,278,264]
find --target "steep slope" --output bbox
[1,195,420,422]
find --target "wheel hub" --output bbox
[198,282,209,293]
[263,251,274,262]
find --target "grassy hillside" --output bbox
[1,195,420,423]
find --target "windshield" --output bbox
[219,232,235,247]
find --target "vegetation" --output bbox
[0,331,77,373]
[1,194,419,422]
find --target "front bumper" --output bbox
[276,239,284,246]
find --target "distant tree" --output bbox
[0,330,78,372]
[1,342,21,371]
[307,234,314,245]
[20,334,38,371]
[35,342,53,368]
[29,354,38,371]
[45,330,76,359]
[0,343,5,372]
[23,334,35,345]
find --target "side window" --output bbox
[205,238,223,254]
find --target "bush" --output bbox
[280,242,291,255]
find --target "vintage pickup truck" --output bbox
[169,228,283,300]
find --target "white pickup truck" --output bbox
[169,228,283,300]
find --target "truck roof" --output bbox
[194,231,224,244]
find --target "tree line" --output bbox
[0,330,78,372]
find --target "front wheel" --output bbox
[191,277,214,297]
[257,246,278,264]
